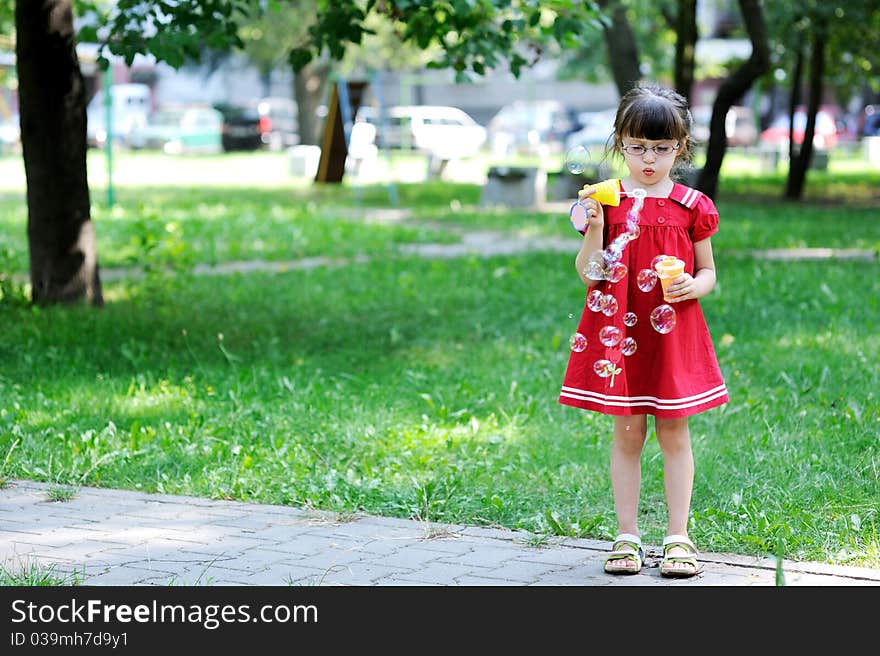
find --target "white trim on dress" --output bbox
[560,384,728,411]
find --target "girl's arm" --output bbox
[574,193,605,287]
[666,236,717,302]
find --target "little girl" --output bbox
[559,82,728,577]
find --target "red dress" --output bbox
[559,181,729,418]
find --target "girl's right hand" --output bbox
[577,187,604,227]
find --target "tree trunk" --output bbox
[293,58,331,146]
[15,0,103,306]
[695,0,769,199]
[785,30,825,200]
[597,0,641,97]
[674,0,698,103]
[786,48,803,164]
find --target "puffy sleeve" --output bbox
[690,193,719,242]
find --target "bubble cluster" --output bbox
[569,188,684,385]
[569,332,588,352]
[581,188,646,282]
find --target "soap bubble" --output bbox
[600,295,618,317]
[564,146,590,175]
[599,325,622,347]
[583,257,606,281]
[587,289,604,312]
[569,332,588,352]
[606,261,628,283]
[593,359,614,378]
[650,254,669,269]
[606,240,625,262]
[623,312,638,327]
[621,337,638,356]
[650,304,677,334]
[637,268,658,292]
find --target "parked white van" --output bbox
[86,83,151,148]
[356,105,486,158]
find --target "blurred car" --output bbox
[129,105,223,154]
[355,105,486,157]
[215,97,299,152]
[256,97,299,150]
[857,104,880,137]
[86,83,151,149]
[759,106,843,149]
[564,108,617,153]
[214,102,262,151]
[356,105,410,149]
[691,105,758,147]
[487,100,578,156]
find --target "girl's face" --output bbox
[619,134,680,187]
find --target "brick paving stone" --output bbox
[477,559,570,584]
[350,537,421,556]
[393,561,491,584]
[320,563,412,585]
[368,546,449,570]
[285,546,377,571]
[511,546,596,568]
[436,545,536,569]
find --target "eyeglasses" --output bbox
[621,143,680,157]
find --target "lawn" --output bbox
[0,149,878,567]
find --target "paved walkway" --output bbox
[2,480,878,586]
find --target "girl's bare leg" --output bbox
[610,415,648,536]
[654,416,693,536]
[655,416,697,574]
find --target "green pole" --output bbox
[103,66,114,207]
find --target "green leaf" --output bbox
[288,47,313,72]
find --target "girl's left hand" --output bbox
[665,274,695,302]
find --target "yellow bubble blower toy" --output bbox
[568,179,631,233]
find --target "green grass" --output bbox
[0,559,82,585]
[0,152,878,567]
[46,484,78,502]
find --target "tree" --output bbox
[594,0,642,97]
[668,0,697,103]
[695,0,769,199]
[3,0,256,306]
[763,1,879,199]
[15,0,103,305]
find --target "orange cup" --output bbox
[654,256,685,302]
